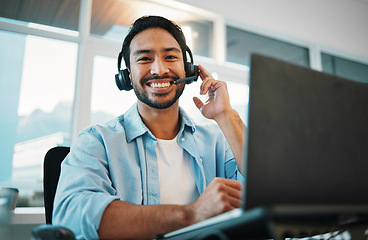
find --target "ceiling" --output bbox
[0,0,80,30]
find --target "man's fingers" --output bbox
[228,195,241,208]
[200,77,213,95]
[218,187,242,210]
[226,185,242,199]
[213,177,243,190]
[198,64,217,95]
[193,97,204,111]
[221,183,242,202]
[211,178,243,204]
[198,64,211,79]
[191,178,243,222]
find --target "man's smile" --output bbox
[149,81,171,88]
[143,76,178,90]
[142,79,176,95]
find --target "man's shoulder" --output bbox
[104,114,126,130]
[90,103,139,132]
[86,115,125,132]
[81,109,147,144]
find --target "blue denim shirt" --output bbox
[53,103,242,239]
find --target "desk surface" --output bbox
[12,207,45,224]
[1,208,45,240]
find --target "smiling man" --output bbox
[131,28,186,111]
[53,16,245,239]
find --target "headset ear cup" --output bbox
[115,69,133,91]
[193,65,199,77]
[115,71,124,91]
[185,62,195,77]
[122,69,133,91]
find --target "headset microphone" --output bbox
[173,74,199,85]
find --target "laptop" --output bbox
[158,54,368,240]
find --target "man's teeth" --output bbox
[150,82,171,88]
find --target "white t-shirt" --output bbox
[156,137,199,205]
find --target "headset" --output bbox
[115,47,199,91]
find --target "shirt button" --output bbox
[181,137,185,142]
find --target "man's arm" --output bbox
[212,108,245,171]
[98,200,189,239]
[98,178,242,240]
[193,64,246,171]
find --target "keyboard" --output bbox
[161,208,243,238]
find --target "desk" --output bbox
[12,207,45,224]
[2,207,45,240]
[160,206,368,240]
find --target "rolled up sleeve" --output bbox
[52,129,119,239]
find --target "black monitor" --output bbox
[244,53,368,210]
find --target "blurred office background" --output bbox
[0,0,367,207]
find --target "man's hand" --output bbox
[98,178,242,240]
[193,64,246,172]
[185,177,243,224]
[193,65,232,122]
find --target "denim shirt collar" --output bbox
[122,102,196,142]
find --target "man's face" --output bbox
[129,27,186,109]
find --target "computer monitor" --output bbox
[244,53,368,210]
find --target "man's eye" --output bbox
[166,55,178,60]
[138,57,150,62]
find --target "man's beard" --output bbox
[132,75,185,109]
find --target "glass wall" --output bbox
[226,26,310,68]
[322,53,368,83]
[90,56,136,125]
[0,30,26,183]
[0,30,76,206]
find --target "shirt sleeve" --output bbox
[52,127,119,239]
[224,140,245,182]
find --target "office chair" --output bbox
[43,146,70,224]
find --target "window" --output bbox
[90,56,136,125]
[226,81,249,125]
[0,30,77,207]
[321,53,368,83]
[226,26,310,67]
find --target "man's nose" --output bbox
[150,59,169,76]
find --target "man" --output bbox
[53,16,245,239]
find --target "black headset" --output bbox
[115,47,199,91]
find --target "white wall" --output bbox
[176,0,368,60]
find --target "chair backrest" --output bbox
[43,146,70,224]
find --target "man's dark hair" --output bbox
[120,15,189,70]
